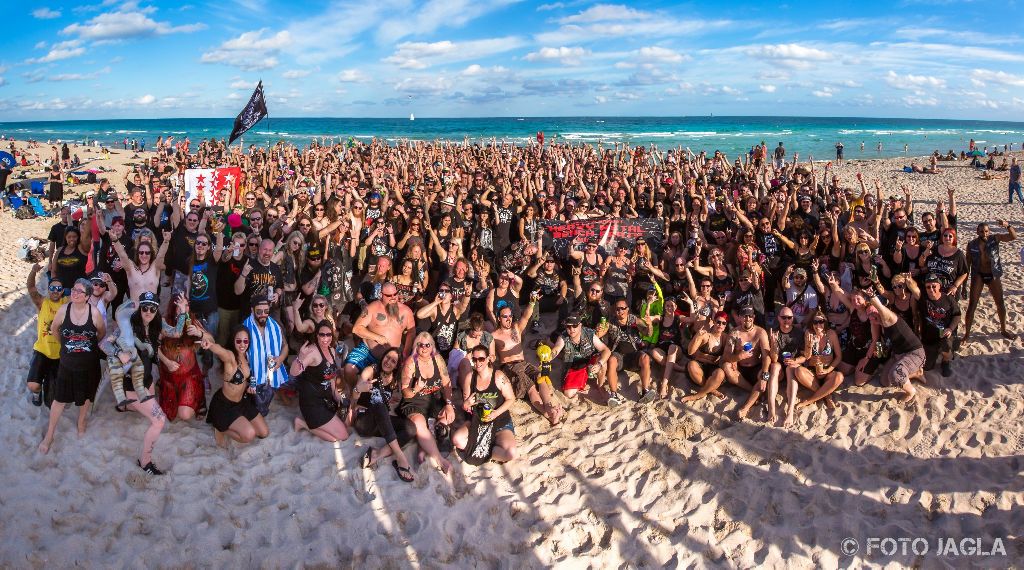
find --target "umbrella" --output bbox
[967,150,986,157]
[0,151,15,168]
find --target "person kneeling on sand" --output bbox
[863,289,924,404]
[547,315,611,401]
[200,327,269,447]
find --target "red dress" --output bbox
[158,338,205,420]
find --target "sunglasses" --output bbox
[195,241,209,246]
[248,242,259,247]
[312,302,326,308]
[813,319,826,325]
[317,332,333,338]
[778,315,794,320]
[138,250,152,256]
[250,217,263,222]
[254,309,270,316]
[472,356,488,363]
[589,289,602,294]
[234,338,250,344]
[567,323,581,328]
[48,285,63,292]
[615,306,628,311]
[715,320,728,325]
[91,280,107,287]
[417,342,433,348]
[141,305,158,313]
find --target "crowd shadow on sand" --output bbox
[644,407,1022,564]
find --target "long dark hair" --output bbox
[230,325,250,362]
[131,305,162,349]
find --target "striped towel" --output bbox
[243,315,288,389]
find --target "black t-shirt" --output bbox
[919,294,960,342]
[883,316,923,354]
[167,225,198,274]
[773,326,804,359]
[48,221,70,244]
[189,255,219,315]
[241,259,283,309]
[217,256,246,311]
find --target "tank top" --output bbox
[847,312,873,350]
[59,304,99,364]
[359,367,398,407]
[657,315,681,348]
[413,356,443,395]
[535,270,560,296]
[34,297,67,358]
[470,369,510,426]
[492,288,519,319]
[580,254,602,289]
[605,259,631,298]
[299,345,337,400]
[430,303,458,352]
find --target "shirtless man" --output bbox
[490,291,562,424]
[343,282,415,392]
[685,306,768,405]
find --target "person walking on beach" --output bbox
[962,221,1017,344]
[1008,158,1022,204]
[773,142,786,169]
[835,142,844,161]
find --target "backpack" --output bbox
[15,205,36,219]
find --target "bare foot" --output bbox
[545,404,564,426]
[38,437,53,454]
[824,397,836,410]
[432,457,452,475]
[680,393,701,403]
[77,420,87,436]
[782,411,795,428]
[658,383,669,399]
[711,390,726,399]
[214,430,229,449]
[767,411,777,424]
[737,405,752,420]
[796,400,813,409]
[899,386,918,406]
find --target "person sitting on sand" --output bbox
[548,315,612,401]
[399,332,456,474]
[352,347,416,483]
[452,345,518,464]
[711,306,768,408]
[962,221,1017,344]
[792,310,844,410]
[288,319,349,442]
[683,311,729,404]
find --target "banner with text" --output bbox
[540,217,664,257]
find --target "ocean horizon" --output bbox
[3,115,1023,160]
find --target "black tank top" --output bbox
[470,369,510,426]
[60,304,99,364]
[492,288,519,319]
[300,345,337,398]
[413,356,443,395]
[431,304,458,352]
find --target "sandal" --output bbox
[361,448,374,469]
[392,460,415,483]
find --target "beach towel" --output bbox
[28,196,48,217]
[243,314,288,388]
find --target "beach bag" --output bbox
[86,172,97,183]
[458,405,494,466]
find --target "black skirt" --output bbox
[52,354,101,406]
[206,389,259,432]
[48,181,64,203]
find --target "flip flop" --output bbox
[392,460,414,483]
[361,448,374,469]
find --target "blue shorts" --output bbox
[344,342,378,371]
[496,420,515,434]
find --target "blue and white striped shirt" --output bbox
[243,314,288,388]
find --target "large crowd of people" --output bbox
[22,136,1019,480]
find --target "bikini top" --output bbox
[811,335,834,357]
[228,367,250,385]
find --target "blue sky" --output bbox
[2,0,1024,120]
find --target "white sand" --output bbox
[0,143,1021,567]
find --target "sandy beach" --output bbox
[0,140,1022,568]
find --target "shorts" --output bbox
[924,336,955,370]
[737,364,763,385]
[562,355,599,392]
[399,391,446,420]
[979,272,994,284]
[612,350,642,371]
[695,360,720,379]
[889,348,926,387]
[344,341,378,371]
[27,350,59,386]
[495,419,515,434]
[206,389,259,432]
[500,360,538,399]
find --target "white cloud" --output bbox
[901,95,939,106]
[376,0,522,44]
[759,84,777,93]
[62,8,205,41]
[524,46,588,65]
[137,94,156,105]
[385,37,524,69]
[0,77,6,88]
[538,4,729,44]
[34,41,48,49]
[884,70,946,91]
[227,92,242,100]
[812,86,837,98]
[337,69,370,82]
[594,95,607,104]
[394,75,455,96]
[970,69,1024,87]
[32,7,61,19]
[26,40,85,64]
[282,68,315,79]
[460,64,510,77]
[633,46,688,64]
[746,43,831,69]
[201,29,291,70]
[230,79,256,89]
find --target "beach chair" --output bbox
[28,196,49,217]
[7,193,25,210]
[30,180,45,195]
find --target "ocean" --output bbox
[2,116,1023,160]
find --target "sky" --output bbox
[2,0,1024,121]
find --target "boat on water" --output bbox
[410,113,415,121]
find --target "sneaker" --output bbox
[639,389,657,404]
[941,361,953,377]
[138,460,165,476]
[531,321,541,334]
[29,392,42,407]
[607,392,625,407]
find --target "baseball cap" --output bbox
[139,291,159,307]
[250,295,270,308]
[924,273,942,284]
[793,267,808,277]
[564,315,582,327]
[307,245,323,260]
[739,306,756,316]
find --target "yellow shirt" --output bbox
[34,297,68,359]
